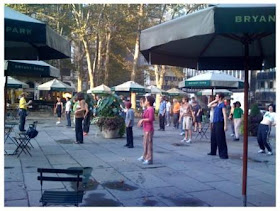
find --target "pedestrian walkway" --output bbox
[4,116,276,207]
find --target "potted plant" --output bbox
[248,104,263,136]
[92,93,125,139]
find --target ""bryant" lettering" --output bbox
[235,15,275,23]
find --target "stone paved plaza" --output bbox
[4,115,276,207]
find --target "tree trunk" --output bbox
[93,34,99,86]
[77,57,83,92]
[96,38,103,85]
[104,29,112,85]
[82,38,95,89]
[131,4,143,81]
[159,65,166,89]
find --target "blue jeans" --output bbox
[257,124,272,152]
[19,109,27,131]
[66,111,71,126]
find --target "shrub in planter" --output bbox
[248,104,263,136]
[92,93,125,138]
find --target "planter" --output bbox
[101,128,120,139]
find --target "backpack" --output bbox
[26,126,38,139]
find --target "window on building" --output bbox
[269,81,274,89]
[259,81,265,89]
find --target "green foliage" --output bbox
[249,104,263,136]
[92,93,125,135]
[71,92,95,109]
[96,94,124,117]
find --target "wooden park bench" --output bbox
[37,168,84,206]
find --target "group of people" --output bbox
[121,95,155,165]
[53,93,92,144]
[17,91,275,164]
[208,93,276,159]
[158,96,203,143]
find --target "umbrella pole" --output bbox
[242,41,249,207]
[4,76,8,123]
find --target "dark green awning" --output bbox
[5,60,60,78]
[5,6,71,60]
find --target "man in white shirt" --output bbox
[165,98,171,126]
[65,97,72,127]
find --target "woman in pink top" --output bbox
[137,96,155,165]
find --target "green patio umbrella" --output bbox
[167,88,187,96]
[113,81,150,93]
[146,85,168,95]
[7,76,29,89]
[38,79,75,92]
[140,4,275,206]
[5,60,60,78]
[197,89,232,96]
[113,81,150,109]
[5,6,71,60]
[87,84,111,94]
[179,71,244,89]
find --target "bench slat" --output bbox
[37,168,83,174]
[40,191,84,204]
[37,176,82,182]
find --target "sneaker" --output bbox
[180,138,187,143]
[258,149,265,154]
[230,134,235,137]
[186,139,192,144]
[267,151,273,155]
[56,121,60,125]
[180,132,185,136]
[166,124,170,127]
[137,156,144,162]
[143,160,152,165]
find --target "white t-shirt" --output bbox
[261,112,276,125]
[166,102,171,112]
[65,101,72,112]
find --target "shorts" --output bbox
[195,115,202,123]
[182,116,192,130]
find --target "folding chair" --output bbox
[14,121,38,157]
[195,119,210,140]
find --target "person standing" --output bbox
[192,99,203,133]
[54,97,63,125]
[124,102,135,148]
[233,101,243,141]
[207,93,228,159]
[228,102,236,137]
[18,93,32,132]
[74,92,86,144]
[158,96,166,131]
[83,102,90,136]
[172,99,180,129]
[257,104,276,155]
[165,98,171,126]
[179,100,185,136]
[65,97,72,127]
[179,97,195,143]
[137,96,155,165]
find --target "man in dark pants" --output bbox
[158,96,166,131]
[18,93,32,131]
[124,102,134,148]
[207,93,228,159]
